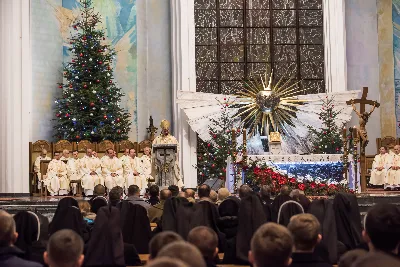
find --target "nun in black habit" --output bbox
[277,200,304,226]
[161,197,189,232]
[49,197,90,242]
[118,201,151,254]
[84,206,132,267]
[271,194,292,222]
[217,197,240,240]
[223,192,267,265]
[91,197,108,214]
[333,193,362,253]
[308,198,338,264]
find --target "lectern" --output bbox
[152,144,177,187]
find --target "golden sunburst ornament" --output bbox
[234,70,308,136]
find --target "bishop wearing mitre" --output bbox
[123,148,144,189]
[44,152,68,196]
[369,146,388,186]
[140,146,154,184]
[81,148,103,196]
[152,119,183,187]
[102,148,124,189]
[385,145,400,189]
[34,149,51,181]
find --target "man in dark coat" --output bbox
[0,210,42,267]
[126,185,151,211]
[287,214,332,267]
[148,189,172,223]
[44,229,84,267]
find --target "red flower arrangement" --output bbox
[244,160,352,196]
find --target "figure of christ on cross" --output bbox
[346,87,380,155]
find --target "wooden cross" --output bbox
[346,87,380,112]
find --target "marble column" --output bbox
[170,0,198,188]
[323,0,348,93]
[0,0,32,194]
[378,0,397,138]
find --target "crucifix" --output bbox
[346,87,380,192]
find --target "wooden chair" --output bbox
[74,140,95,158]
[364,155,375,187]
[137,139,152,157]
[40,160,51,197]
[376,136,398,154]
[117,140,135,158]
[29,140,52,196]
[53,140,73,153]
[97,140,115,158]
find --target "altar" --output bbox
[225,154,359,193]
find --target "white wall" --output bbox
[345,0,380,155]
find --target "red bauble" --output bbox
[107,66,111,70]
[90,102,95,107]
[70,41,73,44]
[104,115,107,119]
[207,143,211,147]
[80,53,83,57]
[117,130,121,134]
[69,84,73,88]
[82,64,85,67]
[116,118,120,122]
[56,113,60,117]
[224,98,226,100]
[336,148,339,151]
[83,36,87,40]
[96,79,100,83]
[213,135,216,138]
[76,135,80,139]
[211,164,215,167]
[109,80,112,84]
[98,49,102,52]
[65,113,70,117]
[72,59,75,63]
[58,85,62,88]
[83,84,88,88]
[98,61,103,65]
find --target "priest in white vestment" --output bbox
[43,152,68,196]
[60,149,70,161]
[102,149,124,189]
[67,150,81,194]
[34,149,51,181]
[385,145,400,189]
[370,146,388,186]
[124,148,144,189]
[119,148,130,167]
[140,146,154,185]
[81,148,103,195]
[152,120,183,187]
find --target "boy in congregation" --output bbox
[188,226,219,267]
[287,214,332,267]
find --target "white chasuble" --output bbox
[81,156,103,191]
[44,159,68,194]
[370,154,388,185]
[67,158,81,181]
[102,157,124,189]
[124,157,145,189]
[386,154,400,187]
[34,155,51,181]
[152,135,183,187]
[140,155,154,184]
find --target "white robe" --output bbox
[124,157,145,189]
[67,158,81,181]
[152,134,183,187]
[81,155,103,190]
[44,159,68,195]
[34,155,51,181]
[102,157,124,189]
[120,155,130,167]
[140,155,154,183]
[370,154,388,185]
[385,153,400,187]
[60,156,69,161]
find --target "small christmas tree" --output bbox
[308,95,343,154]
[53,0,131,142]
[195,99,241,182]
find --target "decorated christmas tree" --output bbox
[53,0,131,142]
[195,99,241,182]
[308,96,343,154]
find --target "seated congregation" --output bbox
[1,184,399,267]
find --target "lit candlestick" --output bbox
[342,127,346,139]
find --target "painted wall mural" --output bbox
[32,0,138,140]
[393,0,400,136]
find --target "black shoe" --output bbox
[384,187,392,191]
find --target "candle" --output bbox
[243,129,247,145]
[342,127,346,138]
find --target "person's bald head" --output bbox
[0,210,18,247]
[160,189,172,200]
[239,184,252,198]
[41,149,48,157]
[394,145,400,154]
[158,241,206,267]
[198,184,211,199]
[185,189,195,199]
[280,185,291,196]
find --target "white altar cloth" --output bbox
[225,154,359,193]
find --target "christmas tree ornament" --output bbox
[90,102,95,107]
[58,85,63,88]
[71,94,74,97]
[89,58,92,61]
[83,84,88,88]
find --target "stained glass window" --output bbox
[195,0,324,95]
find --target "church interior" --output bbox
[0,0,400,267]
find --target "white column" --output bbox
[171,0,198,188]
[0,0,32,194]
[323,0,347,93]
